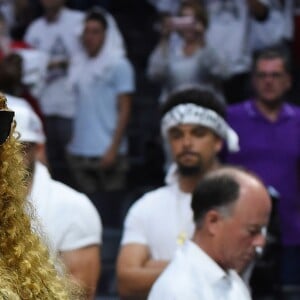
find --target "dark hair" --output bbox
[0,53,23,94]
[0,11,5,23]
[253,48,291,74]
[179,0,208,28]
[85,7,108,30]
[160,84,226,120]
[191,172,240,225]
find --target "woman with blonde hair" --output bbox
[0,93,82,299]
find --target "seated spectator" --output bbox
[149,167,271,300]
[147,1,227,104]
[9,97,102,299]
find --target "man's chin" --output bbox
[177,164,202,176]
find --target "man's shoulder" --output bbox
[26,8,84,33]
[112,56,134,72]
[149,256,196,299]
[227,100,251,115]
[285,102,300,115]
[26,17,45,34]
[131,185,175,209]
[48,179,98,215]
[46,179,101,245]
[124,185,176,221]
[63,7,84,18]
[61,8,84,23]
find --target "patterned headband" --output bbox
[161,103,239,152]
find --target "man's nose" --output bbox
[253,233,266,249]
[182,135,192,147]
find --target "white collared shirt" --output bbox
[148,240,252,300]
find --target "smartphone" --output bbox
[169,16,195,30]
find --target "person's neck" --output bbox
[183,37,204,56]
[255,98,284,122]
[193,231,227,272]
[87,46,103,58]
[45,6,63,23]
[178,160,220,193]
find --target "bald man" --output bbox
[149,167,271,299]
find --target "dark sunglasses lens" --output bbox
[0,111,14,145]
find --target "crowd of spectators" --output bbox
[0,0,300,299]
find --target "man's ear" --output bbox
[285,73,292,90]
[203,210,223,236]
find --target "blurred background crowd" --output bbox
[1,0,300,299]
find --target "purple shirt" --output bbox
[226,99,300,246]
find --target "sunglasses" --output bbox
[0,110,14,145]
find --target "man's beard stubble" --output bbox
[177,163,203,176]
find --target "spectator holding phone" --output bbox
[147,1,227,104]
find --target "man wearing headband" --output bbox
[117,85,239,299]
[8,97,102,299]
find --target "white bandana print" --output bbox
[161,103,239,152]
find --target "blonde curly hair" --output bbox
[0,94,83,299]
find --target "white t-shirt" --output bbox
[15,48,49,99]
[249,0,294,51]
[146,0,181,15]
[67,54,135,157]
[204,0,269,76]
[25,8,84,118]
[121,179,194,260]
[148,240,251,300]
[30,162,102,252]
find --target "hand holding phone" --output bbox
[169,16,195,31]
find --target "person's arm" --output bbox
[100,93,132,169]
[247,0,269,21]
[147,16,173,82]
[60,245,101,300]
[117,243,168,299]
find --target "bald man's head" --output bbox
[192,166,271,271]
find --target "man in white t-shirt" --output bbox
[117,84,240,299]
[66,9,134,227]
[249,0,294,52]
[9,96,102,300]
[149,167,271,300]
[203,0,270,103]
[24,0,84,184]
